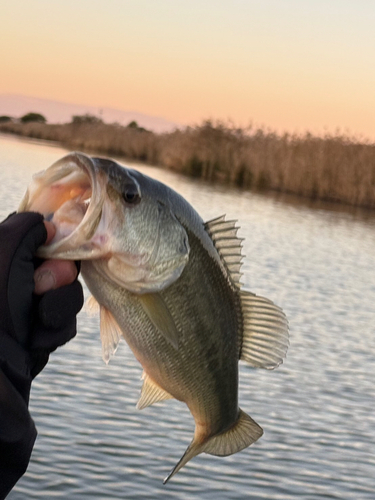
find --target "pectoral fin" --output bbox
[137,372,174,410]
[138,293,180,349]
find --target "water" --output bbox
[1,133,374,499]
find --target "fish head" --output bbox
[18,152,190,293]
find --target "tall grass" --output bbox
[1,120,375,208]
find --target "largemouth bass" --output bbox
[19,152,289,482]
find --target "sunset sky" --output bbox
[1,0,375,138]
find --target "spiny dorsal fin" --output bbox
[240,290,289,369]
[204,215,244,288]
[163,408,262,484]
[137,372,174,410]
[138,293,180,349]
[100,306,123,364]
[205,216,289,369]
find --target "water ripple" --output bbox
[2,135,375,499]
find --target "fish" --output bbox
[18,152,289,483]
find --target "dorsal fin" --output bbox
[204,215,244,288]
[205,215,289,369]
[137,372,174,410]
[239,290,289,369]
[100,306,123,364]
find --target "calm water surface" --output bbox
[1,134,374,499]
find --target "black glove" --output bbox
[0,211,84,378]
[0,212,84,499]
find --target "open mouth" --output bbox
[42,169,92,240]
[18,152,107,258]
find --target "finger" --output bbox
[37,280,84,331]
[34,259,78,295]
[43,220,56,245]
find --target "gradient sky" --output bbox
[1,0,375,138]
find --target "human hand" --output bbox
[0,212,84,378]
[33,220,79,295]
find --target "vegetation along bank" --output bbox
[1,114,375,209]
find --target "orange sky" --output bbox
[1,0,375,138]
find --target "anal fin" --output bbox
[137,372,174,410]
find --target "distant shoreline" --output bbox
[1,120,375,210]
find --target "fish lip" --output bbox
[53,151,99,190]
[56,151,95,172]
[54,154,108,257]
[20,152,108,259]
[20,153,191,289]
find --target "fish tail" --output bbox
[163,409,263,484]
[203,409,263,456]
[163,439,203,484]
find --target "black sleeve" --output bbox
[0,334,36,500]
[0,213,84,498]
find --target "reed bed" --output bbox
[1,120,375,208]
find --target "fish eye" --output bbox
[122,187,141,205]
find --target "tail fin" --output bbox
[203,409,263,457]
[163,440,202,484]
[163,409,263,484]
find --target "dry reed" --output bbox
[1,120,375,208]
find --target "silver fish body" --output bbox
[19,152,289,482]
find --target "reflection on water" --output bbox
[1,133,375,500]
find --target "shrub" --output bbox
[2,118,375,208]
[20,112,46,124]
[0,115,12,123]
[126,120,148,132]
[71,114,103,125]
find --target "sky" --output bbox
[1,0,375,138]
